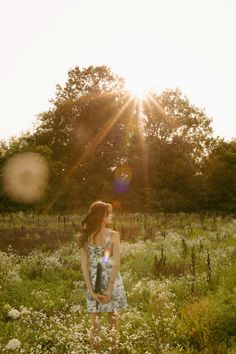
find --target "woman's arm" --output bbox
[106,232,121,293]
[80,247,94,295]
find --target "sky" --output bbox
[0,0,236,141]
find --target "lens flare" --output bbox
[100,249,114,266]
[2,152,50,203]
[102,250,111,264]
[114,165,132,193]
[74,124,93,145]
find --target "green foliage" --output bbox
[201,139,236,212]
[0,66,234,213]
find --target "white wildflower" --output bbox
[8,308,21,319]
[71,305,82,313]
[20,306,31,315]
[5,338,21,350]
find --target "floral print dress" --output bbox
[85,229,128,313]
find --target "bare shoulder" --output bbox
[109,229,120,244]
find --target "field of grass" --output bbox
[0,212,236,353]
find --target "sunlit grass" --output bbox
[0,213,236,352]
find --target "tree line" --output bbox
[0,65,235,213]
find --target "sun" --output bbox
[125,75,149,100]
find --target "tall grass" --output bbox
[0,213,236,353]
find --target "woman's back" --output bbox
[85,228,127,313]
[87,227,113,247]
[79,200,128,352]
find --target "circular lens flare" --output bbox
[114,166,132,193]
[2,152,50,203]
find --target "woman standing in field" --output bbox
[77,201,128,353]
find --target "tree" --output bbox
[2,66,230,213]
[32,66,134,210]
[143,88,215,159]
[124,89,216,212]
[201,139,236,212]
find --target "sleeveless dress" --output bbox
[85,229,128,313]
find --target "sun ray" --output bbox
[145,92,165,114]
[132,97,151,210]
[123,98,137,142]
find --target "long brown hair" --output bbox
[77,200,112,248]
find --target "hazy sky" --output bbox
[0,0,236,141]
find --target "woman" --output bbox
[77,201,128,353]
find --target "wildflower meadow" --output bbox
[0,212,236,353]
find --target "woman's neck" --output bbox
[99,225,107,233]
